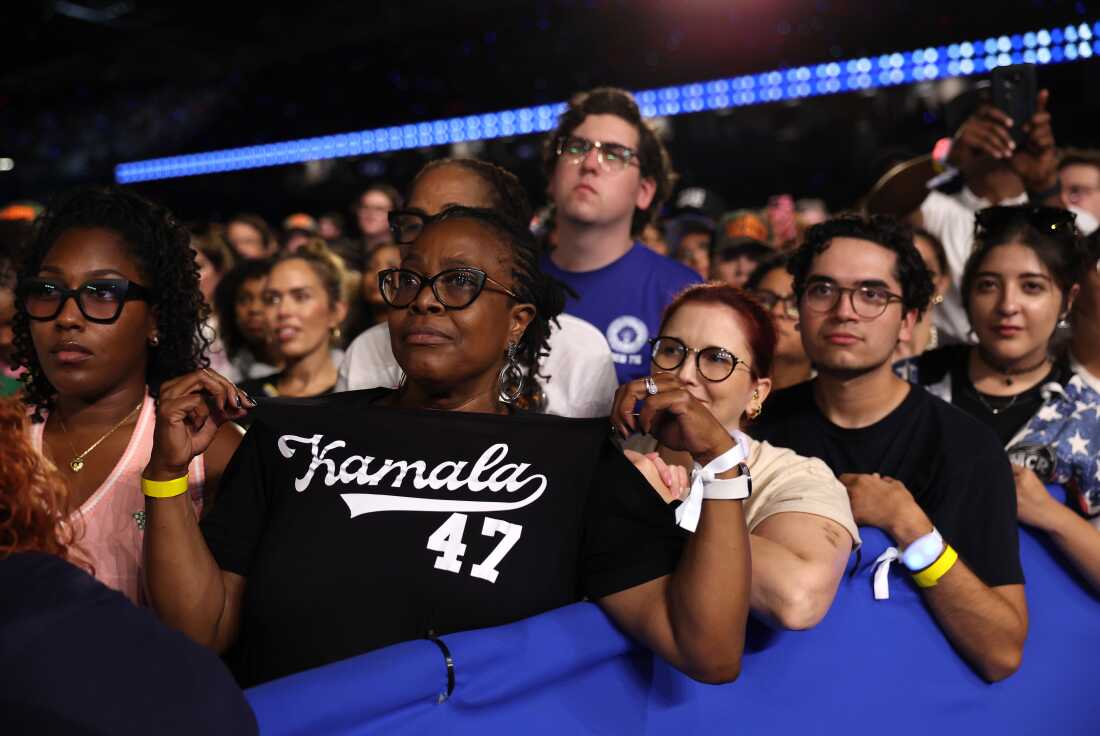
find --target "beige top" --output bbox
[625,433,860,546]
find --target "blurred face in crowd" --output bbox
[363,244,402,306]
[1061,163,1100,222]
[1073,247,1100,327]
[678,232,711,279]
[191,246,219,306]
[654,301,770,429]
[318,216,343,241]
[752,267,805,367]
[26,228,156,401]
[712,253,759,288]
[234,276,269,347]
[641,223,668,255]
[263,259,346,361]
[894,233,950,359]
[548,114,655,233]
[0,284,15,368]
[387,217,532,393]
[967,242,1075,368]
[358,190,394,241]
[283,231,312,253]
[227,221,271,260]
[798,237,915,376]
[913,233,950,302]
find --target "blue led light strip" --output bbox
[116,21,1099,184]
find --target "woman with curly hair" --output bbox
[11,185,248,603]
[0,395,258,735]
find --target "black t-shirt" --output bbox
[911,345,1074,446]
[0,552,257,736]
[751,381,1023,588]
[201,389,685,686]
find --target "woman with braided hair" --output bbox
[337,157,620,418]
[144,203,752,688]
[12,185,244,604]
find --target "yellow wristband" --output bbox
[141,474,190,499]
[912,544,958,588]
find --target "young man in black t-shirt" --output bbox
[752,215,1027,682]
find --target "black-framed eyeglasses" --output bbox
[974,205,1078,241]
[555,135,641,173]
[801,280,904,319]
[378,267,518,310]
[388,209,436,245]
[16,277,154,323]
[751,289,799,320]
[650,336,754,382]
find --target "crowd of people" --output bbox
[1,78,1099,731]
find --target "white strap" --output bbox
[676,433,749,533]
[873,547,899,601]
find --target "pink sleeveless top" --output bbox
[30,392,205,605]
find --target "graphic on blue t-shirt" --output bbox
[540,243,703,384]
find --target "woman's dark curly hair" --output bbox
[787,213,934,314]
[12,186,210,422]
[423,205,566,410]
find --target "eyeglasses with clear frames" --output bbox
[555,135,641,173]
[650,336,754,382]
[801,280,904,319]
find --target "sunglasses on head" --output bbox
[974,205,1078,241]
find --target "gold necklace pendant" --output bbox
[56,400,143,475]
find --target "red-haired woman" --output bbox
[0,395,256,735]
[617,283,859,630]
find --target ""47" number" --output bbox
[426,513,523,584]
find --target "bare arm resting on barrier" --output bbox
[842,472,1028,682]
[143,369,252,653]
[1014,465,1100,593]
[606,373,752,685]
[626,447,852,631]
[748,513,852,630]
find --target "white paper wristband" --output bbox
[675,434,751,533]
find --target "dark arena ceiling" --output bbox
[2,0,1098,218]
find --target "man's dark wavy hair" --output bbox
[787,213,934,315]
[12,186,210,421]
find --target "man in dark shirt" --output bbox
[752,214,1027,682]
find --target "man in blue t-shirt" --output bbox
[539,87,702,384]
